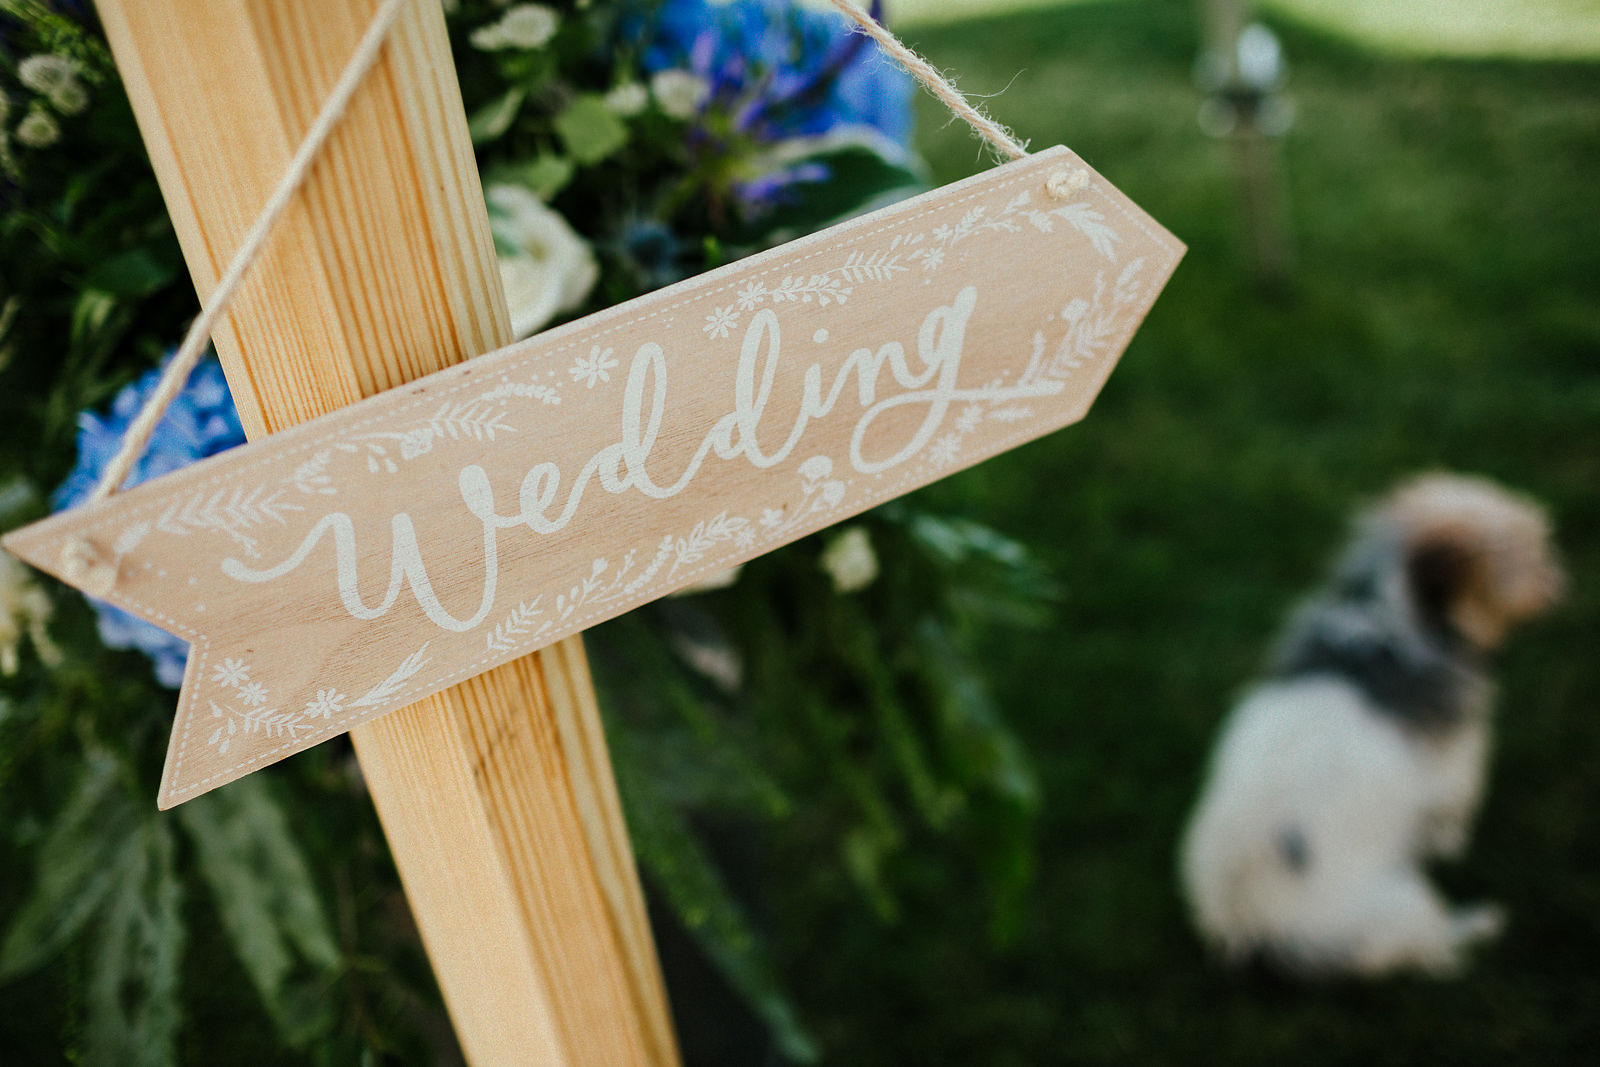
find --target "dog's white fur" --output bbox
[1181,675,1501,975]
[1180,474,1562,977]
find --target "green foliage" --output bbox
[489,152,578,201]
[592,505,1054,1043]
[1,754,138,980]
[610,724,819,1063]
[177,778,340,1048]
[466,86,527,145]
[84,814,183,1067]
[449,0,927,296]
[3,754,184,1064]
[737,130,929,243]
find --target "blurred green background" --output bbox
[748,0,1599,1061]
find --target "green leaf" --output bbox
[68,288,120,354]
[553,93,629,166]
[81,247,178,298]
[736,128,927,239]
[178,776,340,1048]
[467,86,526,145]
[0,754,138,980]
[900,509,1059,628]
[0,295,19,373]
[907,513,1030,567]
[86,816,184,1067]
[915,618,1038,809]
[609,728,819,1063]
[841,824,900,922]
[483,155,577,202]
[913,618,1039,942]
[521,155,577,200]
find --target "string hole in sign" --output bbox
[1046,168,1090,200]
[61,537,117,598]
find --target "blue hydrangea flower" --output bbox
[645,0,912,141]
[638,0,914,212]
[54,355,246,687]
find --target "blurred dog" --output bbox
[1180,473,1563,977]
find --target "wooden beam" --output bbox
[92,1,680,1062]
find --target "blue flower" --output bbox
[732,160,830,213]
[644,0,911,144]
[636,0,914,215]
[617,216,688,290]
[54,355,246,687]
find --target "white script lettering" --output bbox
[222,288,1062,631]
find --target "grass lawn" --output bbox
[756,0,1600,1062]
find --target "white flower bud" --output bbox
[17,54,76,95]
[603,82,649,118]
[15,109,60,149]
[819,526,879,594]
[49,80,90,116]
[650,69,709,120]
[471,4,559,51]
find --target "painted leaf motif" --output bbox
[1051,203,1121,260]
[352,643,432,708]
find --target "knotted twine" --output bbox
[64,0,1083,591]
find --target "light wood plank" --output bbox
[91,1,680,1063]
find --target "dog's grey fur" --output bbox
[1271,527,1483,734]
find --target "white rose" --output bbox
[650,69,710,120]
[486,183,598,339]
[819,526,879,594]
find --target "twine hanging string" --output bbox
[68,0,1058,592]
[85,0,412,506]
[826,0,1029,162]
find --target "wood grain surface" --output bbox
[85,1,679,1063]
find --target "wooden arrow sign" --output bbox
[4,146,1180,808]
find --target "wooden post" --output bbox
[92,1,680,1063]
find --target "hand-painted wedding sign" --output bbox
[4,146,1181,808]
